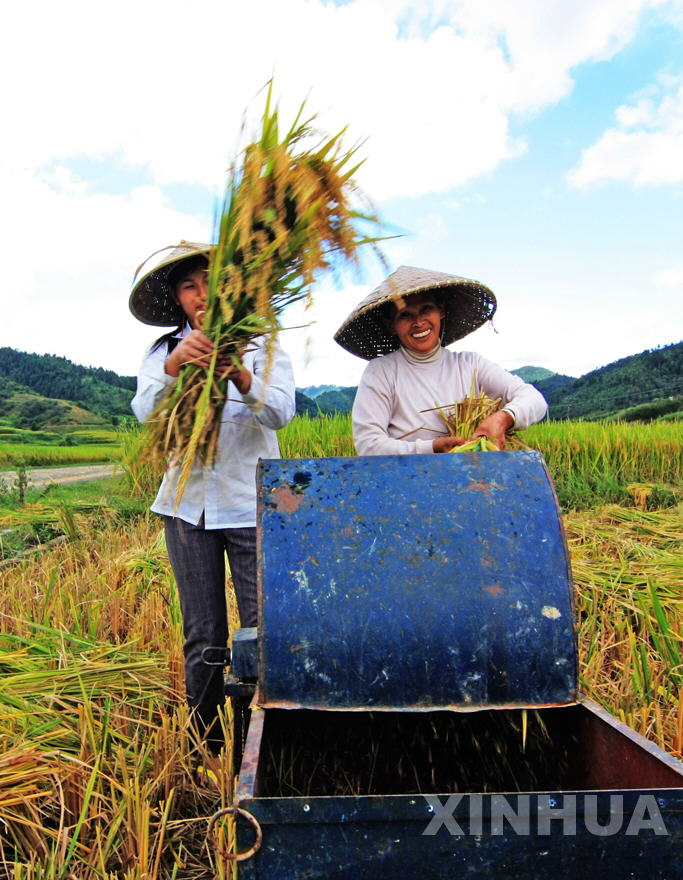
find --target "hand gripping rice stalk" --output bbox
[425,384,529,453]
[144,84,384,502]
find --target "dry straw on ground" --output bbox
[566,504,683,757]
[0,517,238,879]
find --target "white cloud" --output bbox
[3,0,658,197]
[1,167,209,375]
[654,266,683,286]
[1,0,677,383]
[568,75,683,188]
[398,0,659,113]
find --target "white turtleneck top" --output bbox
[352,346,548,456]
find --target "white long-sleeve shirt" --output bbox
[352,346,547,456]
[131,332,296,527]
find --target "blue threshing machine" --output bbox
[218,452,683,878]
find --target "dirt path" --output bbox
[2,464,118,488]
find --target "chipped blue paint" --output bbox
[256,452,577,710]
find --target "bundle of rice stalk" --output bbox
[423,387,529,453]
[144,83,384,502]
[432,391,502,439]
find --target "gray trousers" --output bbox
[163,515,257,753]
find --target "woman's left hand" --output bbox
[216,348,252,394]
[472,411,514,449]
[221,362,252,394]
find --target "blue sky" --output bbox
[2,0,682,388]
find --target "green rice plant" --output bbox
[421,385,531,452]
[0,502,103,530]
[524,420,683,508]
[119,424,165,501]
[0,501,109,563]
[639,581,683,687]
[0,518,221,879]
[277,415,682,509]
[278,412,355,458]
[426,387,501,439]
[0,444,120,469]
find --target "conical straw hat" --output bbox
[334,266,497,360]
[129,240,213,326]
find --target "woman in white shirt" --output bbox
[334,266,547,455]
[130,241,296,755]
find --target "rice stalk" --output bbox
[143,82,385,503]
[422,385,529,452]
[426,389,501,439]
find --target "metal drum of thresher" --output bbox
[224,452,683,879]
[255,451,576,710]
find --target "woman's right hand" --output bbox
[164,330,216,377]
[432,435,466,453]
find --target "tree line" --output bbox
[0,348,135,419]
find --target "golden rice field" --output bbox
[0,415,681,877]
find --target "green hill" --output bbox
[295,390,319,416]
[533,373,576,397]
[0,348,135,428]
[0,387,109,431]
[612,395,683,422]
[544,342,683,419]
[300,384,340,399]
[509,366,576,399]
[315,386,357,413]
[511,366,557,383]
[295,386,357,415]
[4,340,681,428]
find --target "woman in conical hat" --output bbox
[129,241,296,758]
[334,266,547,455]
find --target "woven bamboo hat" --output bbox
[129,240,213,326]
[334,266,497,360]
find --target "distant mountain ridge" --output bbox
[510,366,576,400]
[510,366,557,383]
[300,385,338,399]
[2,341,681,427]
[541,341,683,419]
[295,386,357,415]
[294,343,683,419]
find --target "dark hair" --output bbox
[167,254,209,290]
[151,324,184,353]
[150,254,209,352]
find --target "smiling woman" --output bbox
[334,265,548,454]
[384,293,445,355]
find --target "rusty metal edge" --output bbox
[252,689,577,712]
[579,696,683,778]
[235,706,265,805]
